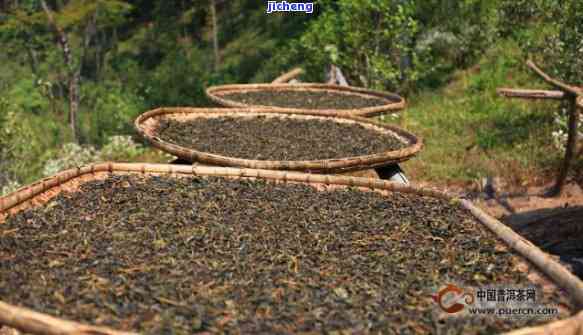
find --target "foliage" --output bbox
[551,108,583,151]
[0,0,580,189]
[297,0,419,91]
[81,82,146,144]
[0,100,60,185]
[1,180,22,197]
[413,0,500,88]
[42,135,146,177]
[99,135,145,161]
[42,142,98,177]
[499,0,582,83]
[498,0,582,153]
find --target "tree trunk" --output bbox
[24,41,39,75]
[40,0,80,143]
[210,0,220,71]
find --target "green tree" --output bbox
[297,0,418,91]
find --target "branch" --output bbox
[271,68,304,84]
[496,88,565,100]
[526,60,581,96]
[0,301,137,335]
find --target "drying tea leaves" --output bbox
[0,175,571,334]
[155,116,406,161]
[218,90,389,110]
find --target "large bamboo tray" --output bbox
[134,108,422,173]
[1,163,583,335]
[205,83,406,117]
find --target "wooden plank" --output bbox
[497,88,565,100]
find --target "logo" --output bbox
[266,1,314,14]
[432,284,475,313]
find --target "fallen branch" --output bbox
[271,68,304,84]
[497,88,565,100]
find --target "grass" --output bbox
[393,40,564,189]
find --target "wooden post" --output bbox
[548,96,580,196]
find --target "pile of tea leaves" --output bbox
[218,90,389,110]
[155,116,406,161]
[0,175,570,334]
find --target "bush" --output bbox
[1,180,22,197]
[0,99,61,184]
[81,82,146,146]
[296,0,419,91]
[289,0,502,92]
[136,49,212,108]
[42,143,99,177]
[99,135,145,161]
[42,135,147,177]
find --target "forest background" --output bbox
[0,0,581,195]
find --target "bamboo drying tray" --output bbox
[205,83,406,117]
[134,107,422,173]
[0,163,583,335]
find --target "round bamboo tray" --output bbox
[205,83,406,117]
[134,107,422,173]
[0,163,582,335]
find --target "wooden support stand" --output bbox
[498,61,582,197]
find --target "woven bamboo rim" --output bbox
[134,107,423,173]
[1,163,583,335]
[205,83,406,117]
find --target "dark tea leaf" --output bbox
[156,116,405,161]
[0,175,571,334]
[219,90,388,110]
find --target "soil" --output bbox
[218,90,389,110]
[156,116,406,161]
[0,175,571,334]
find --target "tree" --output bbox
[297,0,419,91]
[38,0,131,143]
[40,0,81,142]
[209,0,220,70]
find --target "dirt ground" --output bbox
[414,178,583,279]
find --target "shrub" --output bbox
[42,135,147,177]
